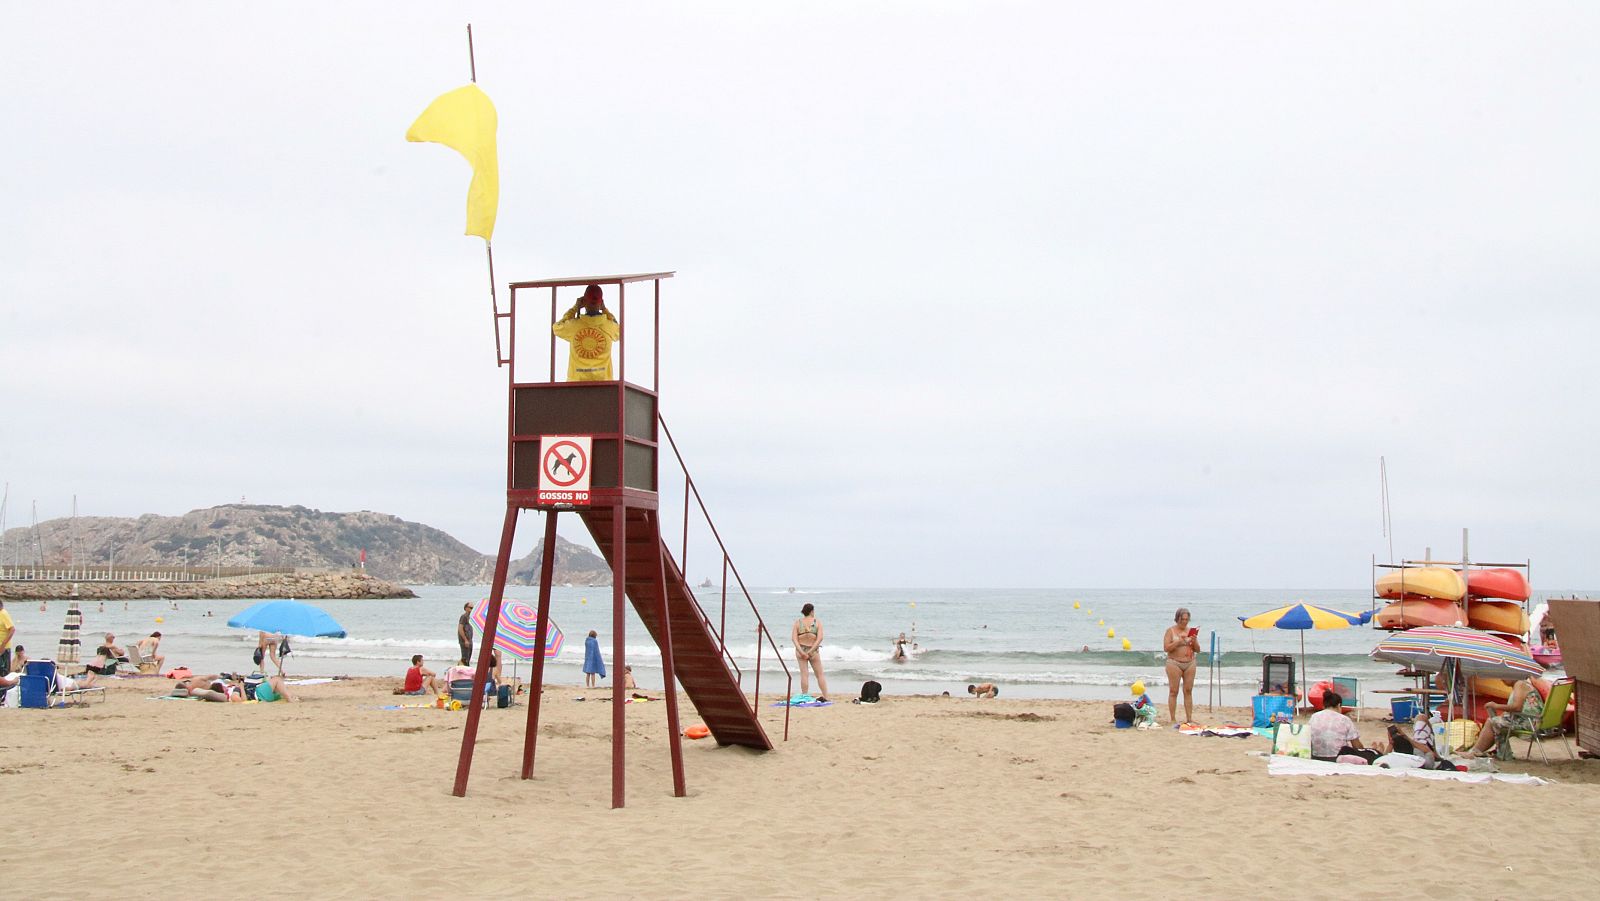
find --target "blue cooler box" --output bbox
[1252,694,1294,727]
[1391,697,1416,723]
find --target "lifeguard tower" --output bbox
[452,272,792,808]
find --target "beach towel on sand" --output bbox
[1267,755,1545,785]
[1178,724,1255,738]
[773,694,831,708]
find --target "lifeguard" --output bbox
[552,284,620,381]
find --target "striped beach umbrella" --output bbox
[1239,603,1373,700]
[1370,625,1542,680]
[471,597,563,661]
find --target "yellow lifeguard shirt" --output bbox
[552,311,620,381]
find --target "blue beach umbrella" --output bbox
[227,599,348,638]
[1239,603,1372,700]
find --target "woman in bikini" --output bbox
[1163,608,1200,725]
[791,603,829,702]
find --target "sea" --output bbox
[5,586,1578,707]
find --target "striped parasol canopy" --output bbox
[471,597,563,660]
[1239,603,1372,631]
[1370,625,1542,680]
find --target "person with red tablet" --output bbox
[1162,608,1201,725]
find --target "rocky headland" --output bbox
[0,571,414,601]
[0,504,615,591]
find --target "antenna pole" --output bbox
[467,24,477,83]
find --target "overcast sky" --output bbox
[3,3,1597,589]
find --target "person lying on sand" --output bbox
[171,676,241,702]
[967,683,998,699]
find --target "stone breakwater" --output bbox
[0,572,416,601]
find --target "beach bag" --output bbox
[858,681,882,703]
[1113,702,1136,728]
[1444,719,1480,753]
[242,673,264,701]
[497,683,512,709]
[1252,695,1295,728]
[1273,723,1311,758]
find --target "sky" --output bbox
[2,3,1597,589]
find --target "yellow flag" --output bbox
[407,84,499,241]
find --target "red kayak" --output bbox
[1466,568,1531,601]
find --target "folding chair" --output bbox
[124,643,157,675]
[22,661,105,707]
[1511,680,1574,764]
[1331,675,1362,721]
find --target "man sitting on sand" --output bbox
[399,655,442,696]
[967,683,999,699]
[1308,691,1369,762]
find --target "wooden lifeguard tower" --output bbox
[451,272,791,808]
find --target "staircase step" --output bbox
[578,509,773,752]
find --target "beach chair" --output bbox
[23,660,105,707]
[1260,655,1295,697]
[1331,675,1362,721]
[125,643,157,675]
[1511,680,1574,764]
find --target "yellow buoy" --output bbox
[580,597,588,605]
[909,601,916,608]
[1097,619,1104,626]
[1107,628,1115,638]
[155,617,165,624]
[1072,601,1080,609]
[1121,638,1131,650]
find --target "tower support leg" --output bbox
[520,510,560,779]
[452,504,520,797]
[611,507,627,809]
[650,511,688,797]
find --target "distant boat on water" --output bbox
[698,577,713,589]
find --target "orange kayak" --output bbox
[1376,567,1466,601]
[1466,600,1529,636]
[1466,568,1531,601]
[1375,598,1465,630]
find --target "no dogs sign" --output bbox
[537,435,591,505]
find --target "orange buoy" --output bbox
[684,724,711,740]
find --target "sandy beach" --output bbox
[6,676,1599,899]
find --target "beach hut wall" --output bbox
[1548,598,1600,755]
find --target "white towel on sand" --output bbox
[1268,755,1545,785]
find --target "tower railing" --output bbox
[659,414,792,741]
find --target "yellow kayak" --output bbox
[1466,600,1530,636]
[1375,567,1466,601]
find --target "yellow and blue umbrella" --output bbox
[1239,603,1371,699]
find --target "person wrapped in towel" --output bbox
[1130,681,1159,727]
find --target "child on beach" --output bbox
[583,630,607,689]
[967,683,998,699]
[623,666,637,691]
[1130,681,1159,727]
